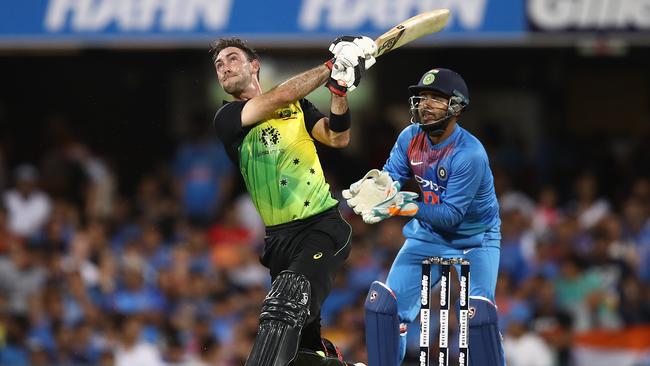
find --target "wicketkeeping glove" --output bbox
[361,190,419,224]
[342,169,397,214]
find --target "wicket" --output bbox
[420,257,470,366]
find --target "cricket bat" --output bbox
[333,9,450,70]
[373,9,451,58]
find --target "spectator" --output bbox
[0,203,21,253]
[113,314,164,366]
[185,335,222,366]
[530,278,573,366]
[569,172,610,230]
[553,255,609,331]
[173,117,234,226]
[0,243,46,315]
[503,312,554,366]
[3,164,52,239]
[532,186,562,237]
[499,208,532,284]
[111,259,165,316]
[0,314,30,366]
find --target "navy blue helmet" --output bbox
[408,68,470,135]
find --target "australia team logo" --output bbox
[260,126,280,147]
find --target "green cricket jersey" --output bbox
[213,98,338,226]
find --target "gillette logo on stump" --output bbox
[459,275,467,306]
[439,275,447,306]
[421,275,429,305]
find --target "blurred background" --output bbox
[1,1,650,365]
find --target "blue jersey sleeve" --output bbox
[413,149,486,228]
[382,126,413,188]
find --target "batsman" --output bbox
[344,68,505,366]
[210,36,375,366]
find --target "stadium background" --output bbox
[1,1,650,365]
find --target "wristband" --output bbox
[329,109,351,132]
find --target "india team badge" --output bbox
[438,166,448,180]
[422,69,439,85]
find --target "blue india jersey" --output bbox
[383,124,501,248]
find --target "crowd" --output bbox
[0,118,649,366]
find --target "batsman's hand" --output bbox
[361,190,419,224]
[342,169,397,214]
[325,55,364,96]
[326,36,377,96]
[329,36,377,70]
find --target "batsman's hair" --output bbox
[209,37,260,78]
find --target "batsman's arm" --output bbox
[311,94,351,148]
[241,64,330,126]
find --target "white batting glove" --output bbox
[329,62,358,94]
[325,53,364,96]
[329,36,377,70]
[351,36,377,69]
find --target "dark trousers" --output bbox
[261,206,352,350]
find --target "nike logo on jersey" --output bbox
[463,248,475,255]
[410,160,424,165]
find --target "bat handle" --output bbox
[333,61,343,71]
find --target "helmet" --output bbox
[409,68,470,105]
[408,68,470,136]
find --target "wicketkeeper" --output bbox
[344,68,506,366]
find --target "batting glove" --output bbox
[329,36,377,70]
[325,55,364,96]
[361,190,419,224]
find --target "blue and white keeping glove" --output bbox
[361,190,419,224]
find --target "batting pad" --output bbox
[245,271,311,366]
[364,281,400,366]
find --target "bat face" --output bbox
[374,9,451,58]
